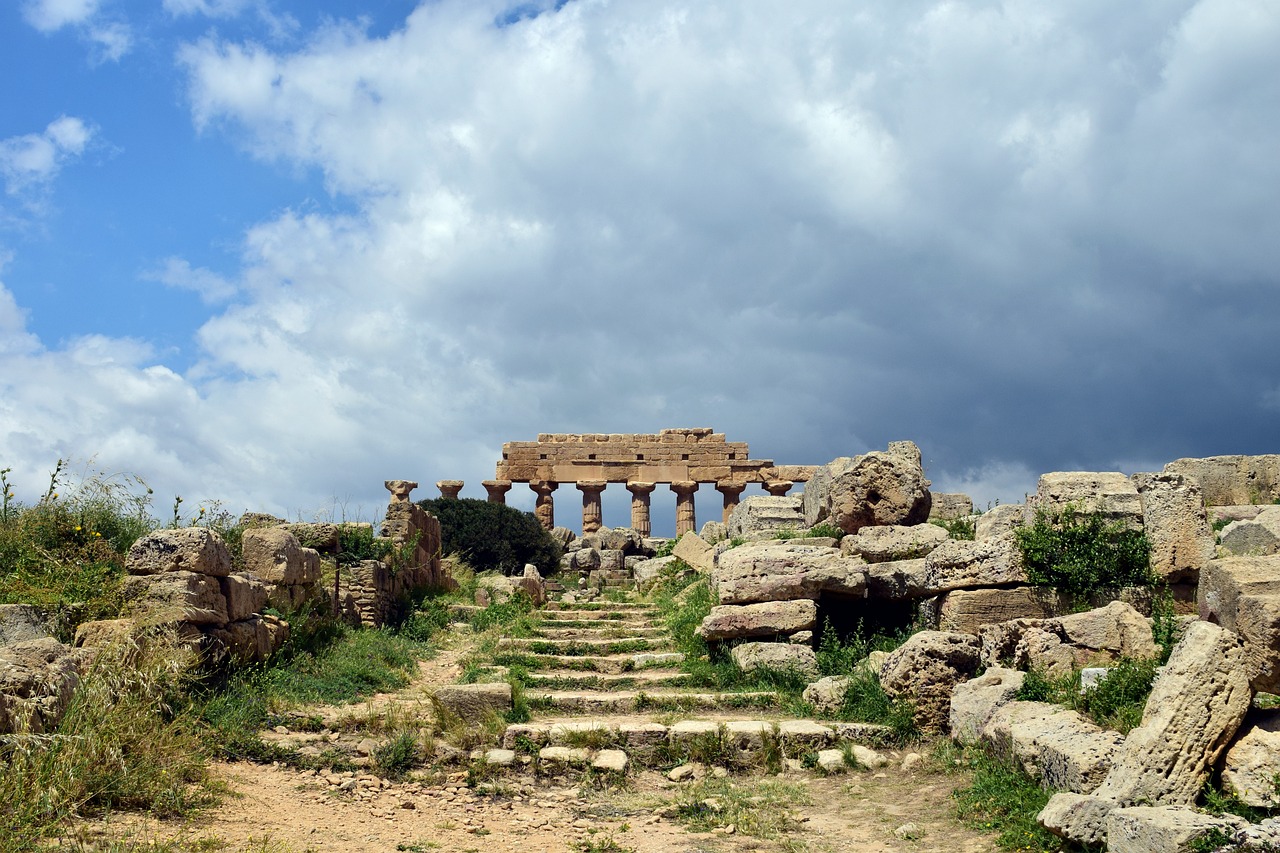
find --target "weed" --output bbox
[1015,504,1153,597]
[807,522,846,540]
[931,516,976,540]
[372,730,422,779]
[1077,658,1158,734]
[667,778,810,839]
[573,829,636,853]
[952,746,1073,851]
[835,669,919,743]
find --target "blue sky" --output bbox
[1,0,1278,535]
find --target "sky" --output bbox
[1,0,1277,535]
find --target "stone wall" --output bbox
[1164,454,1280,506]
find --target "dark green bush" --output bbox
[418,497,560,575]
[1015,504,1153,597]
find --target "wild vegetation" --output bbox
[1014,504,1153,597]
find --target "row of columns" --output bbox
[463,477,794,537]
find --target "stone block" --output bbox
[726,496,805,538]
[1009,709,1124,793]
[922,534,1025,593]
[802,442,932,534]
[126,527,231,577]
[1106,806,1246,853]
[696,599,818,641]
[841,524,947,563]
[879,630,981,732]
[0,604,49,645]
[974,503,1030,541]
[672,532,714,572]
[1222,709,1280,808]
[1132,472,1215,582]
[929,493,974,520]
[949,667,1026,745]
[1198,555,1280,691]
[1220,507,1280,557]
[433,682,513,720]
[121,570,229,626]
[730,642,818,679]
[1031,471,1143,525]
[862,558,929,599]
[220,572,270,621]
[241,528,321,584]
[937,587,1065,633]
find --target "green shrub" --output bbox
[807,522,846,541]
[932,516,976,540]
[1078,657,1158,734]
[418,498,561,575]
[1015,504,1153,597]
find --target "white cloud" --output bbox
[146,257,239,304]
[0,116,95,211]
[3,0,1279,521]
[22,0,132,62]
[22,0,100,32]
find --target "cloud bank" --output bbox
[2,0,1278,530]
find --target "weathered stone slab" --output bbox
[841,524,947,563]
[1220,506,1280,557]
[922,534,1025,593]
[1038,792,1113,847]
[982,700,1060,763]
[949,667,1026,745]
[879,630,981,732]
[433,682,513,720]
[731,642,818,679]
[1106,806,1247,853]
[127,527,231,577]
[726,496,805,538]
[712,543,864,604]
[220,572,269,622]
[696,600,818,641]
[937,587,1065,633]
[802,441,932,534]
[1163,454,1280,506]
[1132,472,1216,582]
[974,504,1029,541]
[929,493,974,520]
[863,559,929,600]
[672,532,714,572]
[0,604,49,645]
[1010,709,1124,794]
[1198,555,1280,691]
[1092,621,1252,807]
[121,571,229,626]
[241,528,321,585]
[1222,709,1280,808]
[1031,471,1143,525]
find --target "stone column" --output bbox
[436,480,464,499]
[715,481,747,523]
[626,482,656,537]
[482,480,512,504]
[385,480,418,503]
[764,480,794,497]
[577,480,607,534]
[530,480,557,530]
[671,481,698,537]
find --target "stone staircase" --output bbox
[482,595,900,775]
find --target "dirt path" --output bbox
[72,618,1003,852]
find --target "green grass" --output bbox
[666,777,810,840]
[952,746,1079,851]
[1014,657,1159,736]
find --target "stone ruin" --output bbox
[0,479,451,735]
[477,428,818,536]
[643,446,1280,851]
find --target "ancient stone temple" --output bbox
[482,428,817,536]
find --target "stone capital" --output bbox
[626,481,657,496]
[385,480,418,503]
[482,480,512,503]
[670,480,699,496]
[764,480,794,497]
[576,480,607,494]
[529,480,558,496]
[436,480,464,499]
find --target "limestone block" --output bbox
[696,600,818,641]
[730,642,818,679]
[928,493,974,521]
[0,637,88,734]
[937,587,1065,634]
[878,630,981,732]
[803,675,852,715]
[1198,555,1280,691]
[122,571,229,626]
[205,614,287,663]
[726,495,805,538]
[699,521,727,544]
[1092,621,1252,807]
[632,556,677,592]
[592,749,629,773]
[1220,507,1280,557]
[0,604,49,645]
[1056,601,1158,661]
[570,547,600,571]
[284,522,340,551]
[220,572,270,622]
[1037,792,1114,847]
[1031,471,1143,525]
[1106,806,1247,853]
[712,542,863,605]
[949,667,1026,745]
[841,524,947,563]
[863,559,929,600]
[922,534,1025,594]
[433,683,513,720]
[1163,454,1280,506]
[73,618,135,649]
[618,723,667,762]
[598,527,643,553]
[1223,709,1280,808]
[973,503,1029,541]
[1009,709,1124,793]
[981,700,1060,762]
[1132,472,1216,582]
[672,532,714,572]
[802,442,932,534]
[126,527,231,577]
[241,528,321,584]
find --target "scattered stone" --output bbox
[879,630,982,732]
[1222,709,1280,807]
[849,744,888,769]
[667,763,699,782]
[816,749,846,772]
[484,749,516,766]
[949,667,1026,745]
[1132,472,1216,582]
[922,534,1025,594]
[538,746,591,767]
[1106,806,1247,853]
[894,822,922,841]
[592,749,629,773]
[672,532,714,572]
[0,605,50,645]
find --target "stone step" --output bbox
[497,718,899,769]
[496,651,685,674]
[527,690,781,714]
[542,605,656,617]
[497,636,671,655]
[523,669,691,689]
[530,626,667,640]
[529,618,661,631]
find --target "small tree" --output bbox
[1014,504,1153,598]
[417,498,560,576]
